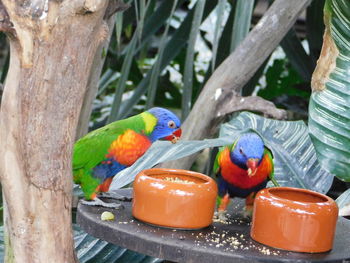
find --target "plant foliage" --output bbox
[308,0,350,182]
[110,112,334,194]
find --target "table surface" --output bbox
[77,189,350,263]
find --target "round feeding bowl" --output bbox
[250,187,338,253]
[132,168,218,229]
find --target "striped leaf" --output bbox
[0,225,162,263]
[308,0,350,181]
[74,225,162,263]
[110,112,333,194]
[336,188,350,216]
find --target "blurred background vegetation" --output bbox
[0,0,348,261]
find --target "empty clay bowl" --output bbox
[132,168,217,229]
[250,187,338,253]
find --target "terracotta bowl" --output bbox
[132,168,218,229]
[250,187,338,253]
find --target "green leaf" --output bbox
[241,56,269,96]
[230,0,254,52]
[0,227,3,261]
[146,0,178,109]
[136,0,186,54]
[181,0,206,119]
[118,0,219,118]
[211,0,226,72]
[258,58,306,100]
[74,224,163,263]
[110,112,333,194]
[137,0,146,42]
[213,1,236,69]
[107,34,138,123]
[306,0,326,66]
[97,69,119,97]
[280,29,314,82]
[115,12,123,53]
[308,0,350,181]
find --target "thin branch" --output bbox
[0,3,14,36]
[104,0,130,19]
[217,93,287,120]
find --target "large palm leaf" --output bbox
[308,0,350,214]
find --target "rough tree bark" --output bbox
[163,0,311,170]
[0,1,121,262]
[75,11,116,140]
[75,1,128,139]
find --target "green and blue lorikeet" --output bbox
[213,132,278,216]
[73,107,181,208]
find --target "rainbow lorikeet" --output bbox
[213,133,278,217]
[73,107,182,208]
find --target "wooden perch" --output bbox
[163,0,312,170]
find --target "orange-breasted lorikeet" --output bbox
[213,132,278,216]
[73,107,181,208]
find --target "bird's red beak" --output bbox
[164,128,182,144]
[247,158,259,177]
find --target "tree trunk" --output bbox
[75,0,125,139]
[163,0,311,170]
[0,1,114,262]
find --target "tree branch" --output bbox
[75,0,129,139]
[0,3,14,36]
[217,93,287,120]
[104,0,129,19]
[163,0,311,170]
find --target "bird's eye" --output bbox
[168,120,176,129]
[239,147,244,154]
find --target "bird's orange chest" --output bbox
[219,148,271,189]
[106,129,152,166]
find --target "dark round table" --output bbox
[77,188,350,263]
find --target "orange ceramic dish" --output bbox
[250,187,338,253]
[132,168,218,229]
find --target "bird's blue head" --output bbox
[230,133,264,176]
[147,107,182,143]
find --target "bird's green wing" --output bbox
[73,114,146,177]
[213,148,224,175]
[264,147,279,187]
[214,140,237,175]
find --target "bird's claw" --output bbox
[213,210,228,222]
[242,205,253,218]
[81,198,124,209]
[98,191,132,202]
